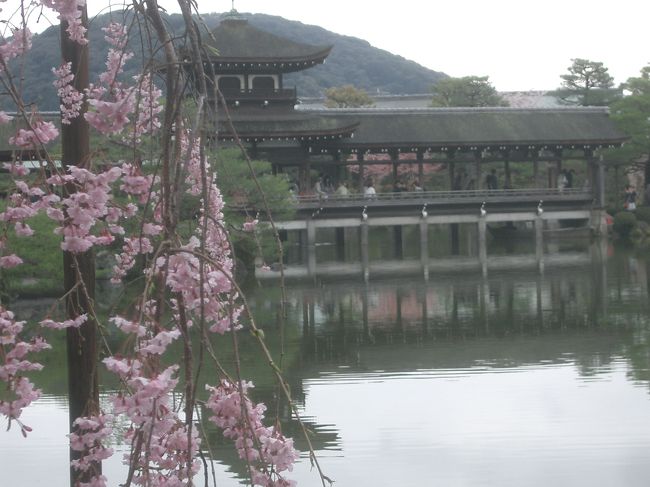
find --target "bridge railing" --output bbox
[296,188,592,207]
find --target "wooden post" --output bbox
[448,152,456,190]
[475,151,482,190]
[532,149,539,188]
[503,150,512,189]
[479,279,489,332]
[391,150,399,189]
[614,165,619,206]
[357,152,365,192]
[590,151,605,207]
[333,152,343,182]
[360,222,369,281]
[536,276,543,330]
[61,8,101,486]
[393,225,403,258]
[305,149,312,192]
[417,150,424,187]
[307,220,316,275]
[421,291,429,336]
[299,145,310,193]
[478,216,487,277]
[420,218,429,281]
[535,216,544,271]
[335,226,345,261]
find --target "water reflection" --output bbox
[245,242,650,487]
[4,241,650,486]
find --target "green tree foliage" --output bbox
[613,210,637,238]
[196,148,295,265]
[608,65,650,184]
[552,58,621,106]
[324,84,375,108]
[430,76,508,107]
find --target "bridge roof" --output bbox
[303,107,627,152]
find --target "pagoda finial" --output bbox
[223,1,244,21]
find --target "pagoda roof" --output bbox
[203,15,332,72]
[304,107,627,153]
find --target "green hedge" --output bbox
[613,211,637,238]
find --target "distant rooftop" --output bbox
[298,91,565,110]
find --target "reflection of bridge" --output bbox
[262,188,603,280]
[287,243,612,349]
[259,252,592,280]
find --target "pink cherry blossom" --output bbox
[14,222,34,236]
[0,111,13,124]
[243,219,259,232]
[0,28,32,65]
[40,0,87,44]
[9,120,59,148]
[40,314,87,330]
[53,62,84,124]
[0,254,23,268]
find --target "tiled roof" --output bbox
[204,16,332,63]
[305,107,627,150]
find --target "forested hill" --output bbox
[15,12,446,111]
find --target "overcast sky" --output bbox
[7,0,650,91]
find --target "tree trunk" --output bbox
[60,9,100,486]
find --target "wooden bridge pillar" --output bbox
[335,227,345,260]
[417,150,424,187]
[478,217,487,277]
[595,156,605,208]
[357,153,365,192]
[420,218,429,281]
[475,151,482,190]
[307,220,316,276]
[535,216,544,272]
[360,222,369,281]
[450,223,460,255]
[479,279,489,333]
[393,225,403,258]
[448,154,456,190]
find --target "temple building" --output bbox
[196,10,627,203]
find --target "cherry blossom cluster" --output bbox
[0,4,303,486]
[53,62,84,124]
[46,165,123,252]
[206,380,299,487]
[103,332,200,485]
[49,22,162,141]
[9,120,59,148]
[129,74,163,144]
[85,23,136,135]
[0,307,50,436]
[0,28,32,67]
[243,218,259,232]
[40,313,87,330]
[41,0,88,44]
[161,133,241,334]
[69,414,113,487]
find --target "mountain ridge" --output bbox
[12,11,447,111]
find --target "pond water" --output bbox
[3,235,650,486]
